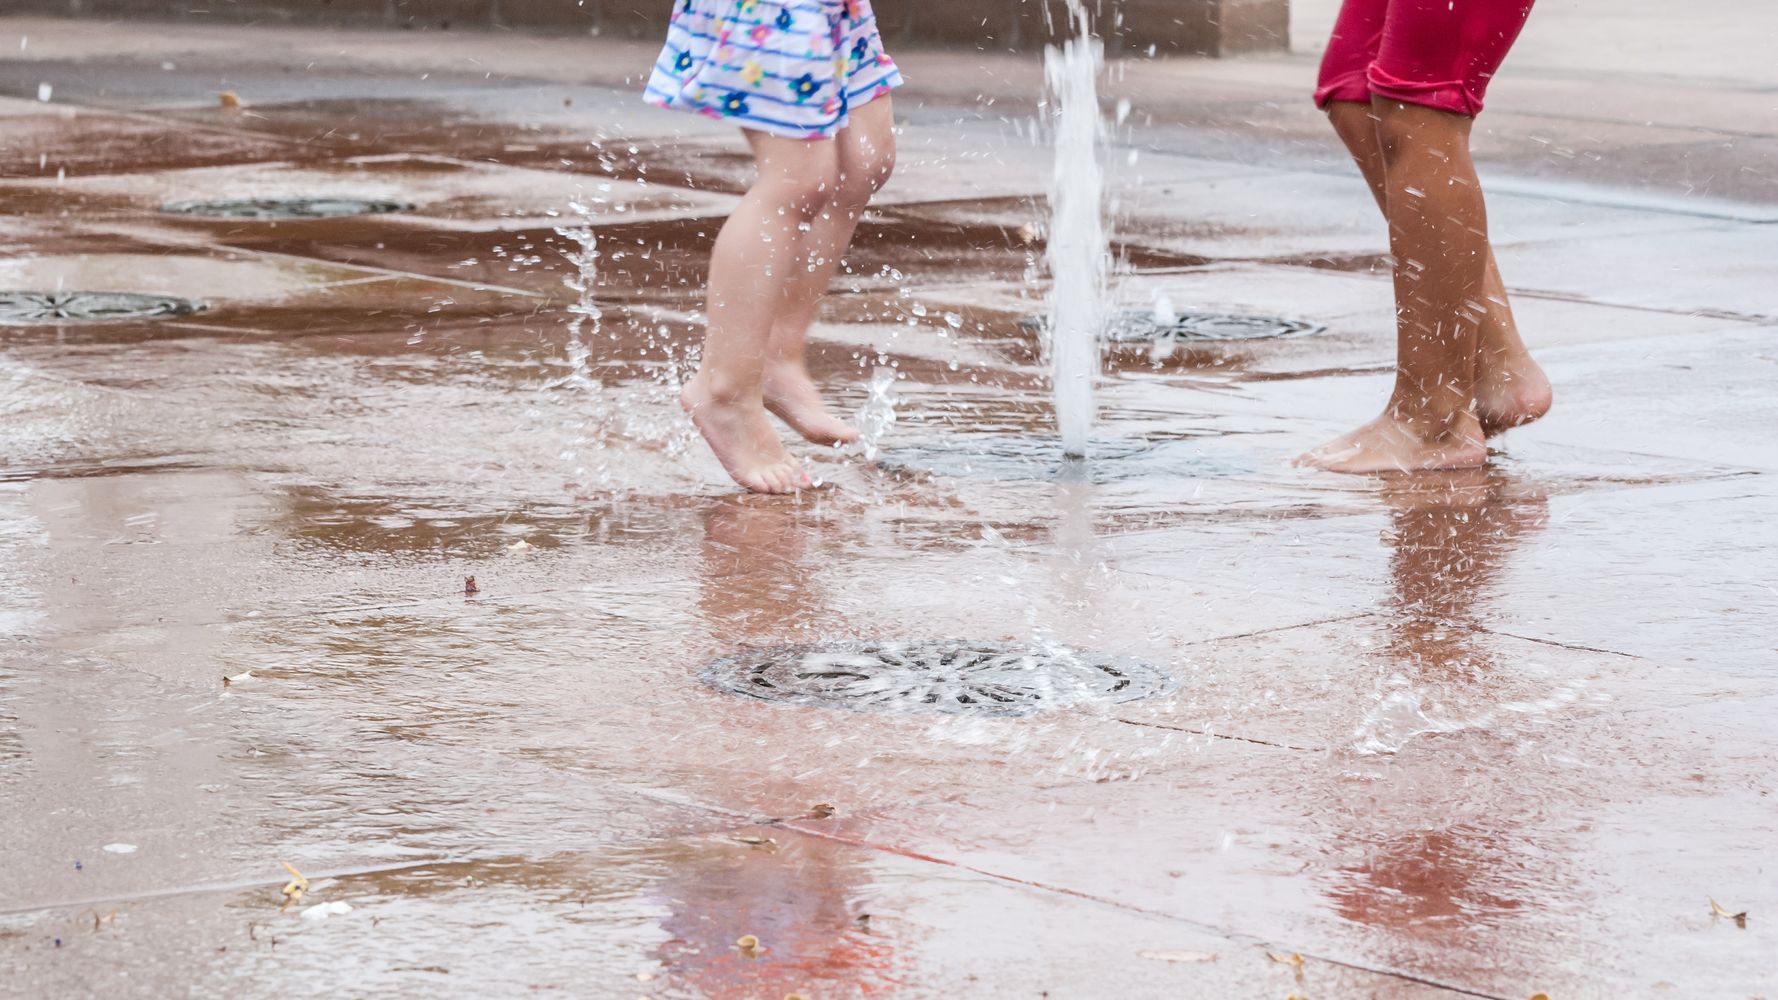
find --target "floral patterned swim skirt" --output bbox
[643,0,903,140]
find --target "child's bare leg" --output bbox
[1326,100,1388,213]
[1472,254,1551,434]
[762,97,897,445]
[1324,100,1550,439]
[1300,100,1492,473]
[682,131,839,493]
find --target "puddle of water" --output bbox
[879,433,1255,485]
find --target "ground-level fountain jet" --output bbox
[1043,0,1108,459]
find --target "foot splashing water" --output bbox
[1043,2,1108,459]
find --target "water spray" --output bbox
[1043,0,1109,459]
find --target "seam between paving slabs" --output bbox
[0,715,1465,992]
[1260,254,1778,326]
[0,859,452,919]
[1112,717,1324,752]
[0,772,746,918]
[212,244,551,301]
[579,774,1501,995]
[765,819,1506,1000]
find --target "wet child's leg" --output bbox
[682,131,840,494]
[1471,252,1551,434]
[1327,101,1388,210]
[1302,0,1545,472]
[1325,100,1549,437]
[1302,100,1489,474]
[761,97,897,446]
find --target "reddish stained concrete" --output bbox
[1,11,1775,1000]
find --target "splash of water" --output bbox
[855,365,899,461]
[1350,675,1588,755]
[1043,4,1108,459]
[551,200,601,394]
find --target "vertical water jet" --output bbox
[1043,1,1108,459]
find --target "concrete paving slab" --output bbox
[0,154,738,231]
[1504,323,1778,472]
[837,706,1778,998]
[1,826,1481,999]
[1494,223,1778,320]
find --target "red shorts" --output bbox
[1314,0,1534,117]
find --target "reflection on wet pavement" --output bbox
[3,13,1776,999]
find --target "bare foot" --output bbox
[681,374,810,494]
[1476,350,1553,436]
[1296,408,1487,474]
[762,360,859,446]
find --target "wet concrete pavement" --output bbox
[2,10,1776,999]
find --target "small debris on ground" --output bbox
[805,802,836,819]
[1709,896,1749,928]
[218,90,242,109]
[736,934,762,956]
[732,834,776,848]
[1268,951,1306,983]
[101,843,137,854]
[279,862,308,910]
[1266,952,1304,967]
[463,576,479,596]
[507,539,532,553]
[223,670,254,688]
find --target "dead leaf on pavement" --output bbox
[1267,952,1304,967]
[279,862,308,911]
[805,803,836,819]
[1709,896,1749,928]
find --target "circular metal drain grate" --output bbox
[0,291,205,326]
[879,434,1252,484]
[161,197,414,220]
[1103,309,1323,343]
[702,640,1175,717]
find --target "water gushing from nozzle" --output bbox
[1043,4,1108,459]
